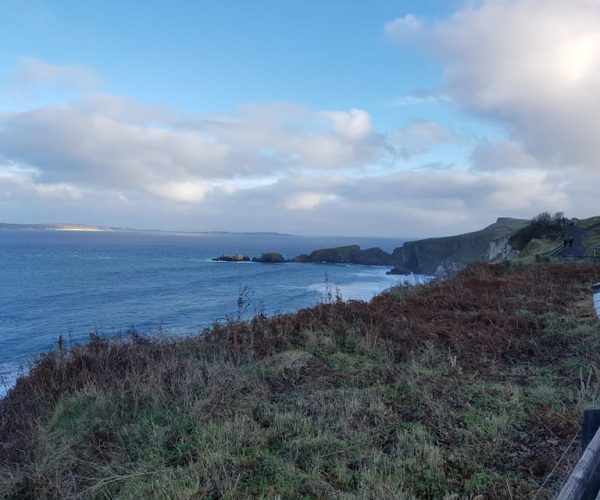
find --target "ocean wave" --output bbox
[0,362,22,398]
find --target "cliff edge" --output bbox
[391,217,528,275]
[289,218,529,275]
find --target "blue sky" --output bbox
[1,0,598,236]
[2,2,451,115]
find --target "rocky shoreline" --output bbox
[212,252,286,263]
[212,246,395,267]
[212,218,532,278]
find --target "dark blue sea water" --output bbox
[0,230,421,395]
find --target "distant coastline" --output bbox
[7,215,597,279]
[0,222,295,237]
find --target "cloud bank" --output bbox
[4,0,600,237]
[389,0,600,171]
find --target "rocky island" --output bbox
[211,254,251,262]
[212,253,286,263]
[252,252,286,263]
[290,245,394,265]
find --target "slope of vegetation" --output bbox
[582,223,600,256]
[575,216,600,230]
[519,238,560,260]
[508,212,565,251]
[2,262,600,499]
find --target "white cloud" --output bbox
[0,84,579,235]
[196,103,386,169]
[388,93,451,106]
[204,167,569,236]
[321,108,372,140]
[148,181,212,203]
[410,0,600,169]
[284,192,338,211]
[0,97,394,204]
[393,120,460,158]
[384,15,424,42]
[7,37,600,235]
[0,149,581,236]
[0,164,84,201]
[471,141,541,171]
[12,56,101,93]
[33,182,83,200]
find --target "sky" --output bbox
[1,0,599,237]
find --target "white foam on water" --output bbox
[0,363,23,399]
[308,270,433,302]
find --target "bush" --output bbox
[509,211,565,250]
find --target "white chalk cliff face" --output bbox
[488,238,519,261]
[435,238,518,280]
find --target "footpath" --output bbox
[558,225,586,258]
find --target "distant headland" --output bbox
[211,214,600,278]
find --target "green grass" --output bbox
[583,232,600,256]
[2,262,600,499]
[576,216,600,230]
[520,237,561,257]
[509,225,562,251]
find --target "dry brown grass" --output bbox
[1,262,600,499]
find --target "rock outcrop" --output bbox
[352,247,394,265]
[290,254,311,263]
[488,237,518,261]
[252,253,286,263]
[390,218,528,275]
[212,254,251,262]
[290,245,394,265]
[386,266,412,275]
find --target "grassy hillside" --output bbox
[511,215,600,259]
[2,262,600,499]
[578,218,600,256]
[576,216,600,230]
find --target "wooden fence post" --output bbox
[583,406,600,452]
[557,412,600,499]
[556,289,600,499]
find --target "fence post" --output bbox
[556,288,600,499]
[557,408,600,499]
[583,406,600,452]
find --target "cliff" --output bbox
[289,218,528,275]
[391,217,528,275]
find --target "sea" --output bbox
[0,230,425,396]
